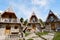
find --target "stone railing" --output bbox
[11,29,19,32]
[0,18,20,23]
[5,34,20,40]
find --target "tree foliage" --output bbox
[24,19,28,26]
[20,17,24,23]
[39,19,45,27]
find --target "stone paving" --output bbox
[25,33,44,40]
[25,33,54,40]
[42,33,54,40]
[0,35,6,40]
[0,33,54,40]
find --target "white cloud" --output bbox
[0,10,3,14]
[32,0,49,7]
[7,0,55,21]
[32,0,47,6]
[32,0,55,8]
[54,12,60,18]
[9,1,33,19]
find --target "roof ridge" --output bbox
[5,6,14,13]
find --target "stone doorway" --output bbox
[32,24,36,30]
[5,25,11,35]
[51,23,56,31]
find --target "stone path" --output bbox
[42,33,54,40]
[25,33,44,40]
[0,33,54,40]
[25,32,54,40]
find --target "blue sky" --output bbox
[0,0,60,21]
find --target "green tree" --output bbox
[24,19,28,26]
[39,19,45,28]
[20,17,24,23]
